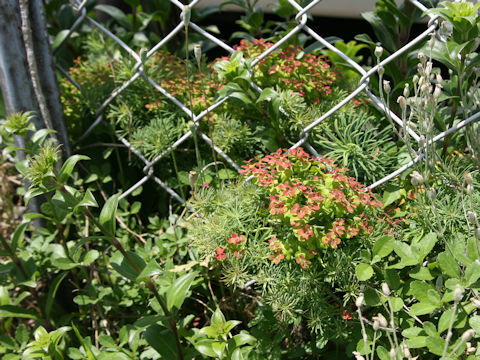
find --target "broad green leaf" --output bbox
[231,347,245,360]
[423,322,437,336]
[52,257,78,270]
[166,272,197,311]
[438,251,461,279]
[211,307,226,327]
[194,339,217,357]
[469,315,480,335]
[409,302,438,316]
[233,331,256,347]
[58,155,90,184]
[410,281,436,304]
[427,289,442,306]
[99,194,119,236]
[390,241,418,268]
[465,261,480,285]
[426,336,445,356]
[438,309,453,334]
[411,232,437,261]
[409,266,434,280]
[390,297,404,312]
[376,346,390,360]
[355,263,373,281]
[212,341,226,357]
[0,305,39,320]
[405,336,427,349]
[402,326,423,338]
[46,272,68,317]
[381,187,402,208]
[371,235,394,263]
[83,250,100,266]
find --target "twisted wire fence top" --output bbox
[54,0,480,203]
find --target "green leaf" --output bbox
[355,263,373,281]
[409,302,438,316]
[46,272,68,318]
[423,321,437,336]
[376,346,390,360]
[52,257,78,270]
[390,297,404,312]
[465,260,480,285]
[99,194,119,236]
[426,336,445,356]
[83,250,100,266]
[0,305,39,320]
[58,155,90,184]
[95,5,132,30]
[11,222,29,252]
[110,251,146,281]
[382,187,402,208]
[231,347,245,360]
[144,325,178,360]
[229,92,253,106]
[166,272,197,311]
[411,232,438,261]
[427,289,442,306]
[405,336,427,349]
[212,341,227,357]
[437,251,461,278]
[469,315,480,335]
[233,331,256,347]
[77,189,98,208]
[409,266,434,280]
[72,322,97,360]
[136,260,162,282]
[371,235,394,263]
[391,241,418,268]
[194,339,217,357]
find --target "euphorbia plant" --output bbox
[239,147,382,268]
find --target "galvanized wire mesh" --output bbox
[55,0,480,203]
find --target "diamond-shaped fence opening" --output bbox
[55,0,480,204]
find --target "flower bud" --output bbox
[471,297,480,308]
[356,293,364,308]
[467,211,477,224]
[401,343,411,358]
[378,66,385,77]
[436,73,443,84]
[461,329,475,343]
[189,170,197,191]
[465,172,474,185]
[467,184,474,196]
[433,85,442,99]
[410,171,424,186]
[417,63,424,76]
[413,75,419,85]
[390,347,396,359]
[376,313,388,328]
[383,80,391,94]
[194,44,202,70]
[429,34,435,49]
[382,282,391,296]
[373,319,380,331]
[429,188,437,202]
[419,135,426,148]
[454,284,463,303]
[418,52,426,64]
[466,342,476,354]
[182,5,191,26]
[403,83,410,98]
[397,96,407,110]
[407,121,417,130]
[375,46,383,59]
[353,351,365,360]
[425,61,433,77]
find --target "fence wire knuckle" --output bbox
[53,0,480,204]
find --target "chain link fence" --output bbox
[55,0,480,204]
